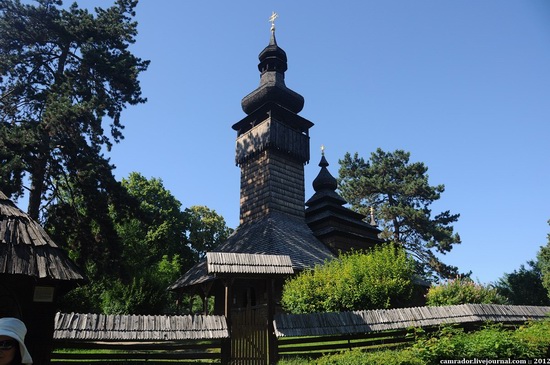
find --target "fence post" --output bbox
[267,278,278,365]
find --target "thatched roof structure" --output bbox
[274,304,550,337]
[0,191,85,283]
[54,312,228,340]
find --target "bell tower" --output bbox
[232,15,313,225]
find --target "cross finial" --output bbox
[269,12,278,32]
[369,206,377,226]
[321,145,325,156]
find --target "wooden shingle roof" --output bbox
[54,312,228,340]
[274,304,550,337]
[170,212,334,290]
[0,191,85,282]
[206,252,294,275]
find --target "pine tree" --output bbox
[0,0,149,220]
[339,148,461,280]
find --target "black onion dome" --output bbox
[312,155,338,192]
[241,29,304,115]
[258,32,288,73]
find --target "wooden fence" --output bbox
[52,305,550,363]
[51,312,228,364]
[274,304,550,359]
[51,339,224,364]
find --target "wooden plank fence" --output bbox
[52,312,228,364]
[274,304,550,359]
[54,312,228,340]
[52,305,550,363]
[274,304,550,337]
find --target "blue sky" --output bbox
[75,1,549,284]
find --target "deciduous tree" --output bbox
[496,260,550,306]
[338,149,461,280]
[184,205,234,260]
[57,173,234,314]
[426,277,507,306]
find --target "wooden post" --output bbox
[201,282,213,315]
[267,278,277,365]
[221,278,233,365]
[188,288,196,314]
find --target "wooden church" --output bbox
[169,17,382,364]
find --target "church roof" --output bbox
[241,25,304,115]
[305,154,383,245]
[0,191,86,283]
[169,212,334,290]
[171,18,334,291]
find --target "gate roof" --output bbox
[206,252,293,275]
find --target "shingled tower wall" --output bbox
[239,150,305,222]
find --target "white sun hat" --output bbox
[0,317,33,364]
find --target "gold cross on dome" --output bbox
[269,12,278,31]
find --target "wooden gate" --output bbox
[230,304,268,364]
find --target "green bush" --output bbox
[314,348,424,365]
[277,320,550,365]
[514,319,550,357]
[411,321,550,363]
[281,244,416,313]
[426,277,508,306]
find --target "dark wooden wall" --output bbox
[239,150,305,224]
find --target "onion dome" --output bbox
[241,18,304,115]
[308,148,347,206]
[313,155,338,192]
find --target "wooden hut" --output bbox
[0,191,86,365]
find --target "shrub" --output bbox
[410,322,550,363]
[426,277,507,306]
[315,348,424,365]
[277,320,550,365]
[514,319,550,357]
[281,244,416,313]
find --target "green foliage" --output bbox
[278,320,550,365]
[411,322,550,363]
[117,173,193,272]
[537,220,550,300]
[1,0,150,305]
[426,277,508,306]
[184,205,234,260]
[338,149,461,280]
[100,255,181,315]
[515,319,550,356]
[495,260,550,305]
[314,348,424,365]
[57,173,233,315]
[281,244,416,314]
[0,0,149,219]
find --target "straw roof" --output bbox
[0,191,85,282]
